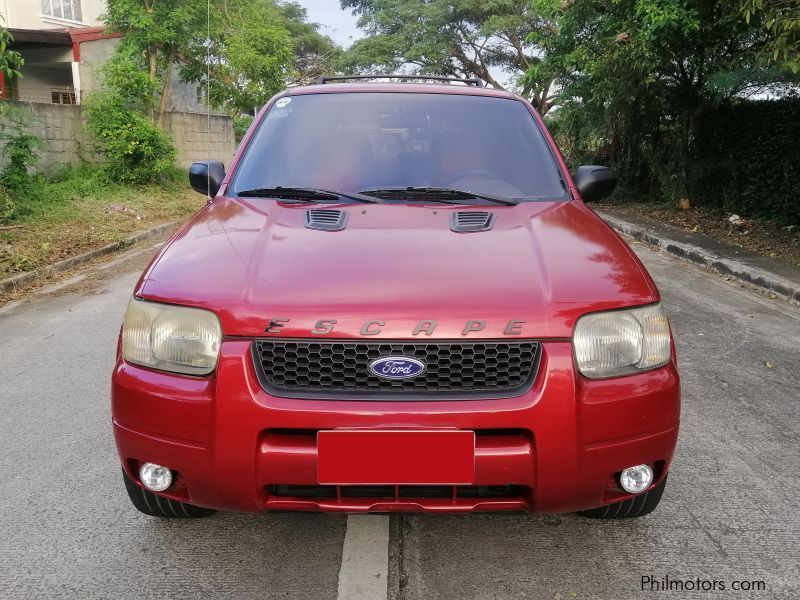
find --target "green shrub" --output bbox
[0,104,42,194]
[83,91,177,184]
[234,114,254,143]
[101,49,159,114]
[691,99,800,224]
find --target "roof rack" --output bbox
[316,75,483,87]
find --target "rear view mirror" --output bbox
[189,161,225,197]
[574,165,617,203]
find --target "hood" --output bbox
[138,198,656,339]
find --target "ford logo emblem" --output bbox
[368,356,426,380]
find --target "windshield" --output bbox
[231,92,568,201]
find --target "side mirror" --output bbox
[189,161,225,197]
[574,165,617,202]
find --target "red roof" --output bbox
[68,27,121,44]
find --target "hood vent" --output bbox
[305,209,348,231]
[450,211,496,233]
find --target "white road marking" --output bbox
[336,515,390,600]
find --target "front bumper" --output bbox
[111,340,680,514]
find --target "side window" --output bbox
[41,0,83,22]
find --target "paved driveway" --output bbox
[1,241,797,599]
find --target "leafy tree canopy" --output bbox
[104,0,201,126]
[741,0,800,73]
[104,0,341,121]
[532,0,797,198]
[339,0,559,112]
[279,2,343,85]
[180,0,295,116]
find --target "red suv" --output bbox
[112,77,679,519]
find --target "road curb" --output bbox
[0,222,177,294]
[599,212,800,303]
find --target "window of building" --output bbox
[51,91,77,105]
[41,0,83,22]
[196,86,206,105]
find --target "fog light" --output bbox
[619,464,653,494]
[139,462,173,492]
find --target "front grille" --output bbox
[271,484,526,500]
[251,339,539,399]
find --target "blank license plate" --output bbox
[317,430,475,485]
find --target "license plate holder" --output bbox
[317,430,475,485]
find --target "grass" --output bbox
[0,164,205,280]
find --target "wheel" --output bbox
[579,474,668,519]
[122,468,215,518]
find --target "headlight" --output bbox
[121,298,222,375]
[574,303,671,378]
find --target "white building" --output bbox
[1,0,106,29]
[1,0,206,112]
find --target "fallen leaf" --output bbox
[765,361,773,368]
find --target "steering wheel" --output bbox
[443,169,497,186]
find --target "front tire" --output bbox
[579,474,668,519]
[122,468,215,518]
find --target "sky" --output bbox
[299,0,363,48]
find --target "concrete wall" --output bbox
[168,75,207,114]
[0,0,105,29]
[76,37,117,101]
[163,110,237,167]
[2,101,236,173]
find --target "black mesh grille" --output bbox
[252,339,539,398]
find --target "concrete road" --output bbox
[0,241,798,600]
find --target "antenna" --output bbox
[206,0,211,200]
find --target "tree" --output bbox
[1,18,24,87]
[339,0,558,112]
[279,2,343,86]
[741,0,800,73]
[104,0,203,127]
[180,0,295,116]
[104,0,342,120]
[534,0,789,198]
[179,1,340,115]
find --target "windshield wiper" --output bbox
[236,186,382,204]
[359,186,518,206]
